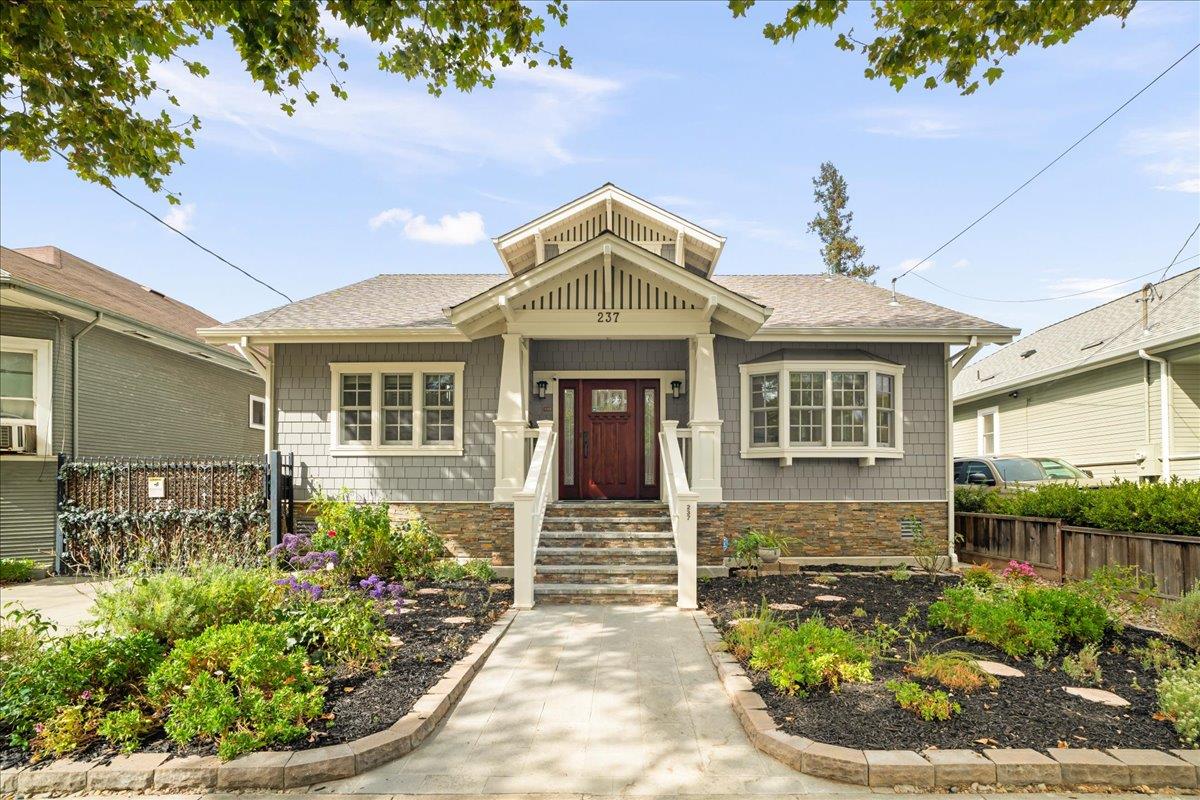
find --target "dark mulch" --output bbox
[1,580,510,769]
[699,571,1187,752]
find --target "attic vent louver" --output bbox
[1080,339,1105,351]
[899,518,921,541]
[1020,349,1037,358]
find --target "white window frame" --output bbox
[329,362,465,456]
[248,394,266,431]
[0,335,53,459]
[738,358,905,465]
[976,406,1000,456]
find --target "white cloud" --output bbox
[368,208,486,245]
[895,257,934,274]
[1123,122,1200,194]
[149,56,623,173]
[1044,277,1129,301]
[858,108,964,140]
[951,258,971,269]
[163,203,195,232]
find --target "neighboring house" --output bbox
[953,269,1200,482]
[200,185,1016,605]
[0,246,265,561]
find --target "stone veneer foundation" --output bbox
[698,502,947,565]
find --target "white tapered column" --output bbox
[493,333,528,502]
[689,333,723,503]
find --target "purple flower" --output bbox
[276,575,323,600]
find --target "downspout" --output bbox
[71,313,102,456]
[1138,350,1170,480]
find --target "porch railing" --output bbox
[659,420,699,609]
[673,425,693,485]
[513,420,557,609]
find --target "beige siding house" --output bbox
[953,269,1200,481]
[0,247,265,561]
[202,185,1017,608]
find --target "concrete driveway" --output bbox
[0,578,103,631]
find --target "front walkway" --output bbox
[319,605,855,795]
[0,578,103,631]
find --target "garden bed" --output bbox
[699,570,1190,752]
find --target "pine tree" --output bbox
[807,162,879,282]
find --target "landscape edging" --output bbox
[4,607,520,795]
[692,610,1199,791]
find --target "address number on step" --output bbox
[596,311,620,323]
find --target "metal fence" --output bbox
[55,451,294,573]
[955,511,1200,599]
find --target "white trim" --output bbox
[329,361,465,456]
[737,358,905,463]
[533,370,685,428]
[976,406,1000,456]
[0,335,53,456]
[248,394,266,431]
[750,328,1018,344]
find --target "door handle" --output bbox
[582,431,589,458]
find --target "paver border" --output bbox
[692,610,1199,791]
[5,608,520,795]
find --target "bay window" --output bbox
[330,362,464,455]
[739,353,904,464]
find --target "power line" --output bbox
[50,149,294,304]
[891,40,1200,296]
[1076,270,1200,368]
[1158,221,1200,283]
[908,251,1199,303]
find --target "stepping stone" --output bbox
[387,635,404,647]
[442,616,473,625]
[976,659,1025,678]
[1063,686,1129,706]
[815,595,846,602]
[768,602,804,611]
[489,582,512,591]
[417,587,444,595]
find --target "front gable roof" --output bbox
[492,184,725,278]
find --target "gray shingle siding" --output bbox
[275,339,501,501]
[715,337,948,502]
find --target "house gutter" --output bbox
[1138,349,1170,480]
[71,312,102,456]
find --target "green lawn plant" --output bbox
[1161,588,1200,652]
[0,558,37,583]
[886,679,961,722]
[1157,659,1200,746]
[1062,643,1103,686]
[746,615,873,696]
[907,652,998,694]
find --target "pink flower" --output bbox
[1001,560,1037,581]
[79,690,92,701]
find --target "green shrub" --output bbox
[907,652,997,693]
[960,478,1199,536]
[889,563,912,582]
[1062,643,1103,685]
[426,559,468,582]
[1157,660,1200,746]
[961,564,996,589]
[274,590,385,670]
[311,490,398,577]
[1161,588,1200,652]
[1134,639,1183,674]
[1,607,54,686]
[725,605,785,660]
[928,583,1109,658]
[1072,565,1154,626]
[32,703,102,758]
[93,563,284,645]
[0,558,37,583]
[748,616,873,696]
[463,559,498,582]
[887,679,961,721]
[149,622,324,760]
[0,631,163,750]
[395,518,448,577]
[97,704,155,753]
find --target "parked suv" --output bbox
[953,456,1054,490]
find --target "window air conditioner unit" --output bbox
[0,422,37,454]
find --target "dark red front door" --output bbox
[559,379,659,500]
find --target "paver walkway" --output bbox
[319,605,855,796]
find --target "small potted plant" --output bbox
[731,529,792,572]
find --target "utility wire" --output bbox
[50,149,294,304]
[891,40,1200,296]
[1157,221,1200,283]
[908,251,1199,303]
[1076,270,1200,368]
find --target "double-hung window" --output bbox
[739,353,904,464]
[0,336,53,457]
[330,362,464,455]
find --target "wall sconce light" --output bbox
[536,380,549,399]
[670,380,683,399]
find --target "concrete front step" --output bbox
[535,583,678,605]
[542,518,672,533]
[538,531,675,549]
[537,546,677,565]
[535,564,677,585]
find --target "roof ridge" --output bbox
[965,266,1199,368]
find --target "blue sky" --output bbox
[2,1,1198,345]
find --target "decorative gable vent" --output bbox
[518,260,699,312]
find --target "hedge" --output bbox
[955,479,1199,537]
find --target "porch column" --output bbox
[493,332,528,502]
[689,333,723,503]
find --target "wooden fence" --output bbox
[955,512,1200,599]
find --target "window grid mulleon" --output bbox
[749,372,779,447]
[788,371,824,446]
[329,362,465,455]
[876,373,895,447]
[830,371,867,446]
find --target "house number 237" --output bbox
[596,311,620,323]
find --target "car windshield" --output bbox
[992,458,1047,482]
[1037,458,1086,479]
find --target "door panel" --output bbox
[558,379,659,500]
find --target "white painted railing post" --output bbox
[513,420,555,610]
[660,421,699,610]
[513,491,534,609]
